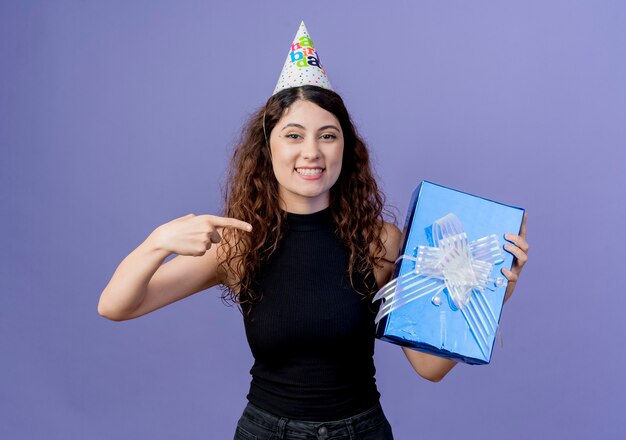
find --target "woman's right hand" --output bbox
[153,213,253,257]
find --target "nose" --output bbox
[301,137,321,159]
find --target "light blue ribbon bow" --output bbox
[373,213,506,357]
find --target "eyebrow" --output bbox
[280,123,341,132]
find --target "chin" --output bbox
[298,190,329,198]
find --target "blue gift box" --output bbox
[374,181,525,365]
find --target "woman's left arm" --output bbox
[379,213,529,382]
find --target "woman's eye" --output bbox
[321,134,337,140]
[286,133,301,139]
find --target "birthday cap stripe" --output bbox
[272,21,333,95]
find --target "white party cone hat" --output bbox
[272,21,333,95]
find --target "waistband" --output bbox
[241,400,387,439]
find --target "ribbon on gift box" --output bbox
[373,213,506,358]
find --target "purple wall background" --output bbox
[2,1,625,439]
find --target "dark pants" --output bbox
[233,401,394,440]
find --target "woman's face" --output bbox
[269,99,344,214]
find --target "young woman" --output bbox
[98,24,529,440]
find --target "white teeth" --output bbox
[295,168,323,175]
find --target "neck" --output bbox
[278,194,330,214]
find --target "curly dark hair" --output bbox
[216,85,397,316]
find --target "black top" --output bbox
[241,207,382,420]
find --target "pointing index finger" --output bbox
[207,215,253,232]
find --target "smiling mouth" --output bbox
[295,168,325,175]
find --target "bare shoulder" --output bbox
[371,221,403,289]
[382,221,403,253]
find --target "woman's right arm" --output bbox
[97,213,252,321]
